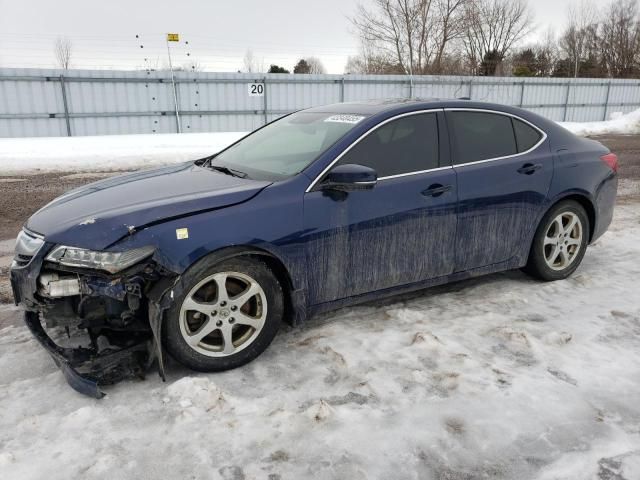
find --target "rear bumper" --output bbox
[592,172,618,243]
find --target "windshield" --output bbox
[210,111,367,180]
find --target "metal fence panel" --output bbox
[1,67,639,138]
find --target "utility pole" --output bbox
[166,33,182,133]
[408,57,414,99]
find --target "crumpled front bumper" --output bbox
[11,242,169,398]
[24,311,150,398]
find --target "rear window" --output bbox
[449,111,517,164]
[513,118,543,152]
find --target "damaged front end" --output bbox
[10,229,177,398]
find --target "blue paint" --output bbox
[17,99,618,322]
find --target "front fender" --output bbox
[110,180,307,300]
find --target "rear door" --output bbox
[303,111,458,305]
[446,109,552,272]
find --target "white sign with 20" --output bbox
[248,83,265,96]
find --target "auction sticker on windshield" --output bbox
[324,114,366,124]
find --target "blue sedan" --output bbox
[10,99,618,397]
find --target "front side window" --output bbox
[212,112,367,180]
[335,113,439,177]
[449,111,517,164]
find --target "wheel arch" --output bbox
[523,192,596,266]
[181,245,302,326]
[548,193,596,242]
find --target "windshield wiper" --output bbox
[208,165,248,178]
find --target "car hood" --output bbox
[27,162,271,250]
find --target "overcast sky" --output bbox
[0,0,609,73]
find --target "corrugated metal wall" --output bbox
[1,68,639,138]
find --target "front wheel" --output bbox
[524,200,589,281]
[163,257,283,372]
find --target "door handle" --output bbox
[517,163,543,175]
[421,184,452,197]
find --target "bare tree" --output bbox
[350,0,467,75]
[510,29,559,77]
[558,0,598,77]
[535,28,560,77]
[600,0,640,78]
[344,55,367,74]
[462,0,533,75]
[344,42,404,73]
[242,49,264,73]
[54,37,73,70]
[305,56,326,74]
[431,0,468,73]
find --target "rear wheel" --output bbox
[164,257,283,372]
[524,200,589,281]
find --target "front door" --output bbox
[303,111,458,305]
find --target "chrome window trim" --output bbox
[377,165,453,181]
[304,106,548,192]
[305,108,442,193]
[444,108,548,168]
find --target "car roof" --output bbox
[303,98,484,115]
[302,98,553,118]
[304,98,440,115]
[303,98,568,141]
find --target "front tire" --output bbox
[163,256,283,372]
[524,200,589,281]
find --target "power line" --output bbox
[1,32,359,52]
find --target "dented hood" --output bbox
[27,162,271,250]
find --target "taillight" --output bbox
[600,153,618,173]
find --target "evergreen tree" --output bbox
[293,59,311,74]
[268,64,289,73]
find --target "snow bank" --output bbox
[0,132,246,175]
[1,202,639,479]
[559,108,640,136]
[1,106,640,175]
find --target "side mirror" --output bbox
[321,164,377,192]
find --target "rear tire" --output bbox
[163,256,283,372]
[523,200,589,281]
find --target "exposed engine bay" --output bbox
[12,238,178,398]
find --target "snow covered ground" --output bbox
[0,132,245,174]
[0,108,639,175]
[560,110,640,137]
[1,200,639,479]
[1,110,639,479]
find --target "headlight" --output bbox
[46,245,155,273]
[15,229,45,257]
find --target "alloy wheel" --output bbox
[179,271,267,357]
[543,212,583,271]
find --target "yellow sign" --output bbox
[175,228,189,240]
[167,33,180,42]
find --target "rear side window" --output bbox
[513,118,542,152]
[449,111,517,164]
[336,113,439,177]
